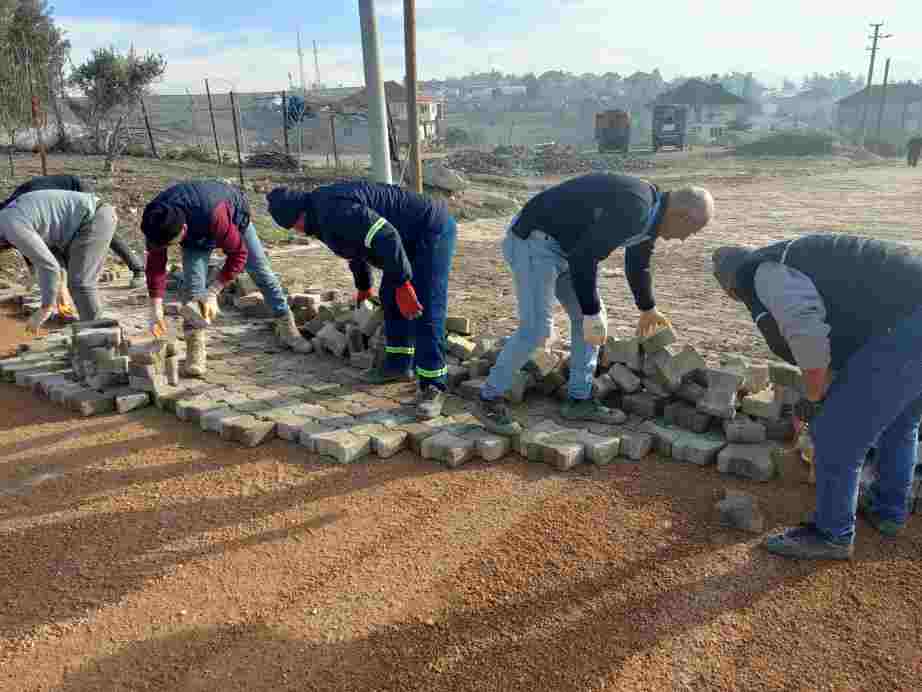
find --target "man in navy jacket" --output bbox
[267,181,456,420]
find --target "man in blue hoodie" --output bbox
[267,182,456,420]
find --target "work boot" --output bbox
[560,398,627,424]
[362,366,414,385]
[130,271,145,289]
[763,522,853,560]
[180,300,210,329]
[857,492,905,537]
[416,385,446,420]
[274,312,313,353]
[473,395,523,436]
[183,329,208,378]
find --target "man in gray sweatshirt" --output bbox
[713,234,922,560]
[0,190,117,331]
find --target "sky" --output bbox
[54,1,922,94]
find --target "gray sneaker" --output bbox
[560,398,627,424]
[473,396,523,436]
[416,386,446,420]
[763,523,853,560]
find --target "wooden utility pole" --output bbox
[229,91,245,187]
[204,79,222,164]
[329,114,339,167]
[140,98,159,158]
[875,58,891,139]
[860,23,892,140]
[403,0,422,192]
[281,91,291,155]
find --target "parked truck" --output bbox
[594,109,631,154]
[652,104,688,152]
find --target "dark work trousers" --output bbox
[379,217,457,390]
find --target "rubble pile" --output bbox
[446,150,516,176]
[447,145,659,178]
[244,152,300,170]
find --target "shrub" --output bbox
[736,130,836,156]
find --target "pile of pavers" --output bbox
[3,277,921,518]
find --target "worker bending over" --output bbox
[713,234,922,560]
[267,181,456,420]
[142,179,311,377]
[475,172,714,435]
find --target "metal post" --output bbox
[204,80,222,164]
[358,0,393,183]
[281,90,290,155]
[875,58,890,140]
[403,0,422,192]
[140,98,159,158]
[229,91,245,188]
[330,114,339,168]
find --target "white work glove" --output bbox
[583,302,608,347]
[149,298,166,338]
[202,284,223,322]
[26,305,54,335]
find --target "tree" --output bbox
[522,72,540,100]
[67,47,166,172]
[0,0,69,160]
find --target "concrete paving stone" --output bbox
[50,382,87,404]
[532,431,586,470]
[421,430,477,468]
[535,368,567,396]
[71,318,120,335]
[166,356,180,386]
[641,377,672,398]
[472,337,498,359]
[764,418,795,442]
[639,420,683,458]
[676,381,707,405]
[176,397,225,423]
[90,347,117,363]
[221,416,276,447]
[298,421,335,452]
[446,365,470,390]
[697,389,738,420]
[509,371,535,405]
[231,399,272,414]
[619,430,654,461]
[153,384,211,412]
[115,392,151,414]
[716,490,765,533]
[592,374,618,400]
[525,350,559,380]
[622,392,669,419]
[705,368,746,393]
[316,323,348,358]
[395,422,440,454]
[85,373,128,390]
[66,389,116,417]
[74,327,121,348]
[773,384,801,407]
[371,428,409,458]
[446,334,477,361]
[460,428,511,462]
[640,326,676,353]
[313,429,371,463]
[604,336,642,371]
[356,409,416,428]
[271,414,310,441]
[607,364,641,393]
[13,361,71,386]
[445,316,473,336]
[35,373,76,397]
[717,443,779,482]
[346,325,365,354]
[3,360,69,383]
[724,417,768,444]
[672,432,726,466]
[350,351,375,370]
[99,356,130,374]
[129,375,167,393]
[308,381,342,395]
[768,362,804,390]
[517,419,570,458]
[457,378,486,400]
[741,390,783,422]
[18,368,64,389]
[641,348,672,378]
[200,406,239,433]
[663,401,712,434]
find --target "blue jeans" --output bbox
[183,222,289,317]
[811,305,922,542]
[482,229,599,401]
[380,218,457,389]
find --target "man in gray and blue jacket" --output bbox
[0,190,117,332]
[713,234,922,560]
[475,173,714,434]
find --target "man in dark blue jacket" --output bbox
[713,234,922,560]
[475,173,714,435]
[2,174,145,288]
[267,182,456,420]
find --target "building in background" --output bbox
[649,78,746,142]
[836,83,922,134]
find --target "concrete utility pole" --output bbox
[859,22,892,140]
[403,0,423,193]
[875,57,891,139]
[297,30,308,96]
[358,0,393,184]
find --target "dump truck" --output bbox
[652,104,688,152]
[594,109,631,154]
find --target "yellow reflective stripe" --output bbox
[416,366,448,378]
[386,346,415,355]
[365,217,388,248]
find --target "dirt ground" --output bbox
[2,154,922,690]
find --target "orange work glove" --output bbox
[395,281,423,320]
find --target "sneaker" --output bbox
[362,366,414,385]
[130,272,145,289]
[857,493,905,537]
[560,398,627,424]
[763,522,853,560]
[473,396,523,436]
[416,386,445,420]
